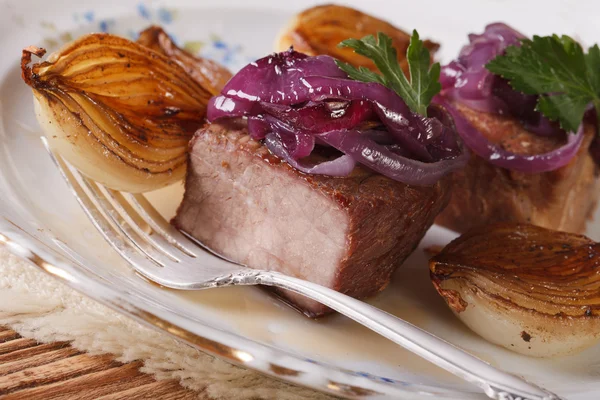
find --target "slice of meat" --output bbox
[173,121,450,317]
[436,103,600,234]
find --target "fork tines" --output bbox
[41,138,208,282]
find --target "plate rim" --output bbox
[3,0,597,398]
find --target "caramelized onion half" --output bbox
[430,223,600,357]
[136,26,233,95]
[275,4,438,75]
[21,33,213,193]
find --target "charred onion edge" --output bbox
[21,46,46,86]
[431,266,600,320]
[430,273,468,313]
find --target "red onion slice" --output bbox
[438,23,564,137]
[301,76,439,160]
[441,22,524,115]
[222,49,347,105]
[259,100,374,133]
[265,133,356,176]
[247,116,271,140]
[316,129,468,186]
[438,98,584,173]
[208,95,258,120]
[434,22,587,171]
[206,49,468,185]
[263,115,316,159]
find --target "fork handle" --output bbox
[252,270,561,400]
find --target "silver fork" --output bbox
[43,139,561,400]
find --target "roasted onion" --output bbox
[275,4,438,76]
[21,33,213,193]
[136,26,233,95]
[430,223,600,357]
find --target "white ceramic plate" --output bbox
[2,1,600,398]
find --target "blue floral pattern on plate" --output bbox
[64,2,247,70]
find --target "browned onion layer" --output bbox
[21,32,214,192]
[432,223,600,316]
[136,26,233,96]
[430,223,600,357]
[276,4,439,76]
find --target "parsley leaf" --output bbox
[486,35,600,133]
[336,30,441,116]
[336,61,386,86]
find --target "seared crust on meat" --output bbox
[436,103,600,234]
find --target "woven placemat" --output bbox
[0,326,200,399]
[0,248,337,400]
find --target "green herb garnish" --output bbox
[336,31,441,117]
[486,35,600,133]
